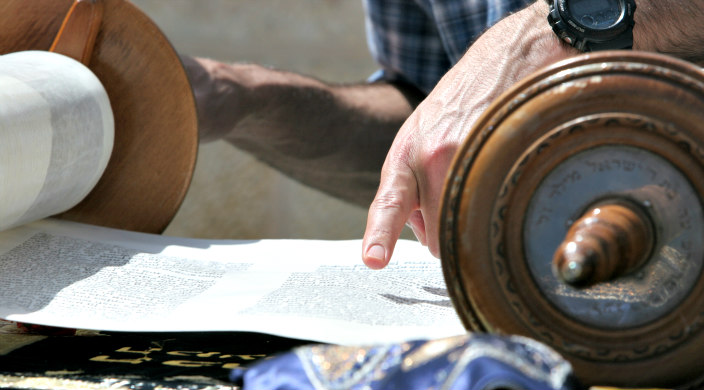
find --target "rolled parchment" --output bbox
[0,50,113,230]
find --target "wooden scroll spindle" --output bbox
[552,201,655,287]
[49,0,104,65]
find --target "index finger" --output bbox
[362,161,419,269]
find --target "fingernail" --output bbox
[366,244,386,263]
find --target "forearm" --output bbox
[184,57,423,206]
[634,1,704,64]
[531,0,704,63]
[234,72,421,207]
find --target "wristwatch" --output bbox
[547,0,636,52]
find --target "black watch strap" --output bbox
[583,29,633,51]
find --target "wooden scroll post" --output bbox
[50,0,104,65]
[0,0,198,234]
[440,51,704,388]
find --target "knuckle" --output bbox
[371,191,405,212]
[418,143,457,169]
[369,226,394,240]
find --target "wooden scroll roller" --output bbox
[0,0,197,234]
[440,51,704,388]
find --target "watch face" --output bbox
[568,0,622,30]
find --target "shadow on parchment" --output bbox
[0,231,257,320]
[380,286,453,308]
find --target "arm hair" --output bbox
[635,1,704,64]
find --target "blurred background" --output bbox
[130,0,388,240]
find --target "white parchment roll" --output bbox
[0,51,114,230]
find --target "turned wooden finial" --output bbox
[49,0,104,65]
[552,201,655,286]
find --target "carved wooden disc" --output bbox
[440,51,704,387]
[0,0,198,233]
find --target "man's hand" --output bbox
[362,1,574,269]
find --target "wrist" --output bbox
[185,58,257,142]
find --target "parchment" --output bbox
[0,219,465,345]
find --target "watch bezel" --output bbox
[563,0,626,32]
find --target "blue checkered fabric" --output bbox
[363,0,533,94]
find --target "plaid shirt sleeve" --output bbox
[363,0,533,94]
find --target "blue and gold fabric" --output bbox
[231,333,578,390]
